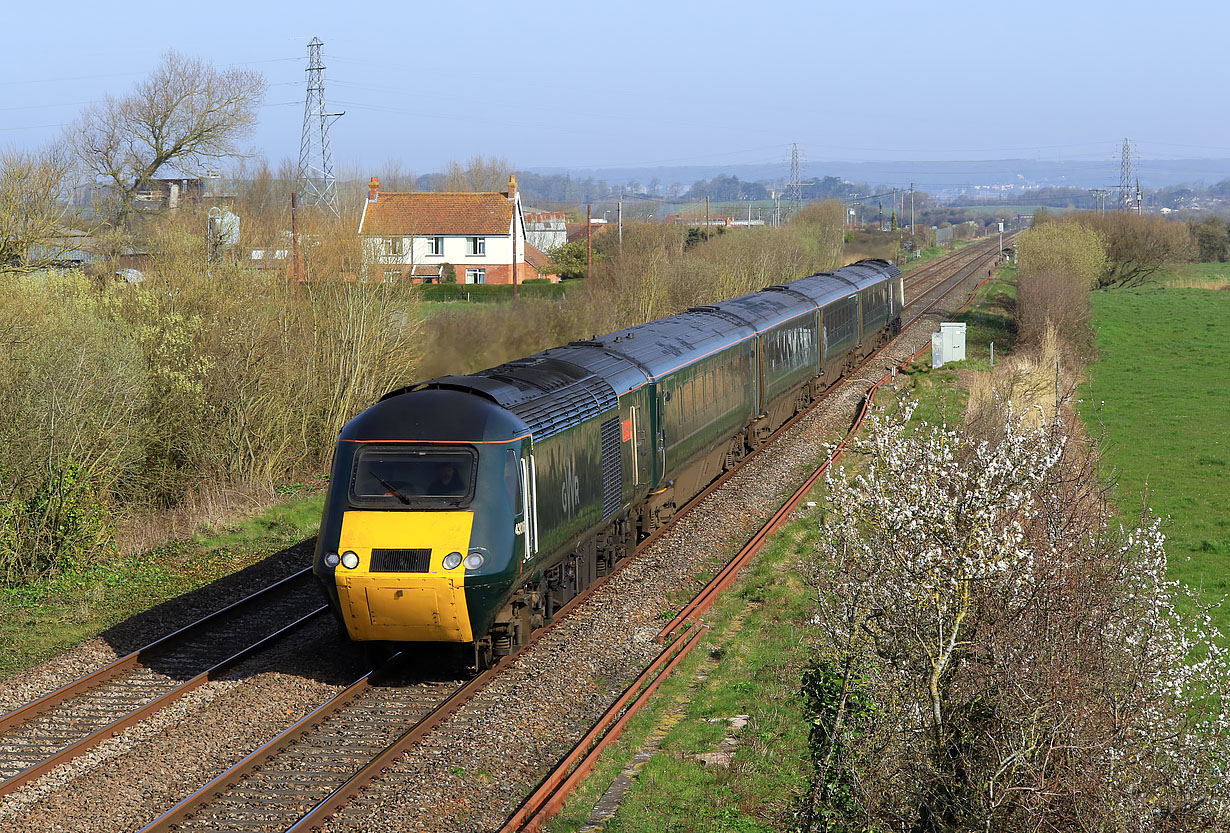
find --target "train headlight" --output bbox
[442,551,463,570]
[463,552,485,570]
[341,551,360,569]
[324,552,340,568]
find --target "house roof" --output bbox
[361,191,515,236]
[523,242,558,273]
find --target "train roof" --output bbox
[578,307,756,381]
[342,388,529,443]
[774,259,900,308]
[390,259,901,442]
[710,288,816,331]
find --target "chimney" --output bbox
[507,174,517,200]
[368,176,380,202]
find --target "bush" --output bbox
[1071,212,1195,288]
[1015,221,1105,350]
[807,401,1230,832]
[0,464,114,584]
[417,282,568,303]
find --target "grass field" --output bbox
[1149,261,1230,289]
[1079,285,1230,630]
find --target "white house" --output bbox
[358,175,557,284]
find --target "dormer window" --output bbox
[466,236,486,256]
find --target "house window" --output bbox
[428,236,443,256]
[465,268,486,284]
[466,236,486,256]
[384,236,404,256]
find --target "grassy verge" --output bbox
[1078,284,1230,632]
[546,520,824,833]
[546,266,1016,831]
[891,262,1018,428]
[0,492,323,677]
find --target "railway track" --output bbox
[0,569,327,800]
[1,239,1011,833]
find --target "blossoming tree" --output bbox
[807,400,1230,832]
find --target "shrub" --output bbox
[0,464,114,584]
[1015,221,1105,350]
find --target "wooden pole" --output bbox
[586,204,592,281]
[291,192,302,284]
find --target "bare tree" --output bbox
[439,155,513,192]
[72,50,265,224]
[0,144,77,272]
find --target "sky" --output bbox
[2,0,1227,182]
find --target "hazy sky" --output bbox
[2,0,1225,179]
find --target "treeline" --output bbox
[1014,211,1193,356]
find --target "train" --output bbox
[313,258,904,665]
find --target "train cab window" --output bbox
[350,445,476,508]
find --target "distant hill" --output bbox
[526,159,1230,192]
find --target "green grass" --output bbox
[546,524,820,833]
[1079,286,1230,631]
[1148,261,1230,289]
[0,492,324,677]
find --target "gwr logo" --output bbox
[560,456,581,515]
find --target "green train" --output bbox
[313,259,903,664]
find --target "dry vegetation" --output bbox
[419,201,849,378]
[0,205,420,584]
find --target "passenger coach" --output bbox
[314,259,904,665]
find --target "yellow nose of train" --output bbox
[331,511,475,642]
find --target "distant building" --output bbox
[358,175,558,284]
[523,210,567,252]
[133,176,203,210]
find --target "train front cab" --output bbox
[313,389,531,647]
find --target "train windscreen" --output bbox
[350,446,476,507]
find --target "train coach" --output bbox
[313,259,903,665]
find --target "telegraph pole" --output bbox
[617,195,623,254]
[586,204,593,281]
[909,183,915,231]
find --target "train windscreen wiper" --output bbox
[372,472,413,505]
